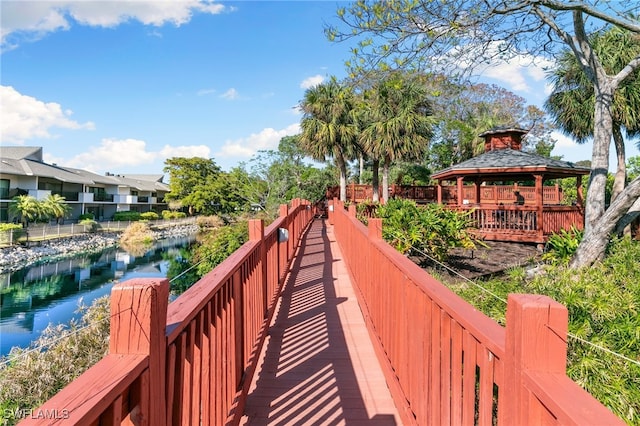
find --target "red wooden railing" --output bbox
[327,184,563,205]
[20,199,314,426]
[459,205,583,243]
[330,199,623,425]
[20,196,617,425]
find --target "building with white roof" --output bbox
[0,146,170,222]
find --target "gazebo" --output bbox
[431,127,590,244]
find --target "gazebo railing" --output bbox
[327,184,563,205]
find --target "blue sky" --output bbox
[1,1,637,177]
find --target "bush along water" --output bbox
[443,237,640,425]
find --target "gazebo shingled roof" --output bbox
[431,148,591,181]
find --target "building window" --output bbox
[0,202,8,222]
[0,179,9,199]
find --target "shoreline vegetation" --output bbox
[0,223,199,275]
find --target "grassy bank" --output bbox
[437,237,640,425]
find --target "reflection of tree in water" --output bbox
[120,240,154,257]
[165,247,199,295]
[1,275,67,303]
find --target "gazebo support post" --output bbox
[457,176,464,207]
[474,179,481,204]
[437,181,442,204]
[576,175,584,208]
[535,174,544,243]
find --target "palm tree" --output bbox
[43,194,72,224]
[360,74,433,202]
[9,195,42,227]
[299,79,359,201]
[545,27,640,202]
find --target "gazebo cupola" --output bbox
[479,126,528,152]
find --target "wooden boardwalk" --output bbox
[241,219,400,425]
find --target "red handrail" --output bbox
[20,199,314,426]
[330,198,623,425]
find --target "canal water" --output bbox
[0,236,195,356]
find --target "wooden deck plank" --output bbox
[241,219,400,425]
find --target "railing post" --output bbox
[504,294,568,425]
[110,278,169,426]
[368,218,382,240]
[348,204,356,217]
[249,219,268,314]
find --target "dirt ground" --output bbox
[421,241,543,280]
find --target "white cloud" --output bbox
[65,138,157,171]
[0,85,95,143]
[60,138,211,173]
[197,88,216,96]
[452,41,555,95]
[159,144,211,158]
[220,88,239,100]
[300,75,324,89]
[217,123,301,158]
[552,131,579,148]
[1,0,228,50]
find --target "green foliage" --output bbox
[42,194,71,224]
[628,156,640,181]
[140,211,159,221]
[166,247,199,295]
[542,226,584,265]
[192,221,249,278]
[112,211,141,221]
[163,156,243,215]
[231,136,338,217]
[78,213,94,221]
[0,297,110,423]
[443,237,640,424]
[299,78,360,201]
[79,219,99,233]
[161,210,187,219]
[8,195,44,226]
[358,72,434,199]
[427,81,556,170]
[0,224,25,245]
[0,224,22,232]
[373,199,479,262]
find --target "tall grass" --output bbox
[0,298,110,425]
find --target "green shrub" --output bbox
[78,213,94,221]
[112,211,141,221]
[542,225,584,265]
[0,224,25,245]
[373,199,480,262]
[140,211,159,221]
[79,219,99,233]
[196,222,247,277]
[161,210,187,220]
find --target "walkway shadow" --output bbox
[241,219,398,425]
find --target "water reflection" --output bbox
[0,236,195,356]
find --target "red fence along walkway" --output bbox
[330,199,624,425]
[20,199,314,426]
